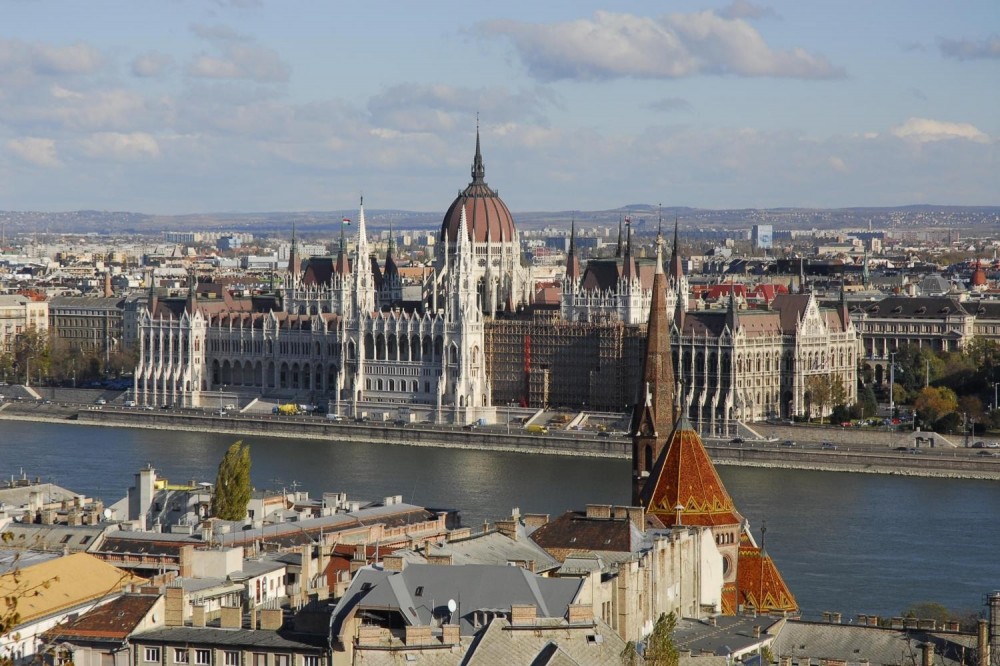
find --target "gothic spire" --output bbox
[616,217,623,258]
[472,121,485,183]
[631,229,676,505]
[566,219,580,283]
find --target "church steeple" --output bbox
[616,217,623,258]
[631,232,676,504]
[288,223,301,286]
[566,219,580,283]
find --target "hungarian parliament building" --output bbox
[134,133,857,431]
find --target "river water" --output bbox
[3,420,998,621]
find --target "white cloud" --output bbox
[366,84,557,133]
[647,96,693,113]
[7,137,62,167]
[0,38,104,88]
[477,10,843,81]
[186,24,290,82]
[79,132,160,160]
[939,35,1000,60]
[890,117,990,143]
[721,0,778,21]
[132,52,174,78]
[828,156,848,172]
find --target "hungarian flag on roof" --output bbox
[342,217,351,225]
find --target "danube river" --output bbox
[3,420,998,621]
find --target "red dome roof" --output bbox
[440,131,516,244]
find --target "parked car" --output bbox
[123,400,137,407]
[730,437,745,444]
[821,442,838,450]
[95,398,106,405]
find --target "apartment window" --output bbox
[252,654,266,666]
[195,650,211,666]
[273,656,289,666]
[174,649,189,664]
[303,657,320,666]
[145,648,161,663]
[224,652,239,666]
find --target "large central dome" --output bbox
[440,130,516,244]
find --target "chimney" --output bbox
[249,608,257,630]
[220,605,242,629]
[753,625,762,638]
[300,543,312,607]
[567,604,593,624]
[260,608,283,631]
[920,643,933,666]
[381,555,406,572]
[495,519,518,540]
[191,604,206,628]
[585,504,612,520]
[442,624,460,645]
[178,545,194,578]
[978,619,990,666]
[626,506,646,531]
[511,604,537,625]
[522,513,549,529]
[164,586,184,627]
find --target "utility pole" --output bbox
[889,351,896,415]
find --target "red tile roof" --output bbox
[736,545,798,613]
[640,419,742,528]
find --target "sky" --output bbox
[0,0,997,214]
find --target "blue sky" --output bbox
[1,0,997,214]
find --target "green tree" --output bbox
[211,441,252,521]
[644,612,679,666]
[805,375,833,423]
[620,641,641,666]
[860,384,878,418]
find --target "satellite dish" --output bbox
[103,508,112,520]
[447,599,457,614]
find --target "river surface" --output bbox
[2,420,998,621]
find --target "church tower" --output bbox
[631,231,676,504]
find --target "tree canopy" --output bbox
[211,441,252,521]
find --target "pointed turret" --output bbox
[669,217,683,282]
[839,282,850,329]
[631,233,675,504]
[335,222,350,276]
[288,223,301,285]
[622,220,637,282]
[798,258,807,294]
[147,270,158,316]
[472,123,486,184]
[726,278,740,332]
[184,268,197,315]
[615,217,624,258]
[565,220,580,284]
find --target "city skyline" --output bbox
[1,0,997,214]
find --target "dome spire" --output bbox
[472,117,485,184]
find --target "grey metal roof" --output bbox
[331,563,583,638]
[463,618,626,666]
[771,621,966,666]
[674,616,781,658]
[132,626,328,650]
[423,529,561,572]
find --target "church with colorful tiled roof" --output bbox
[632,229,797,616]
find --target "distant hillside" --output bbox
[0,204,997,237]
